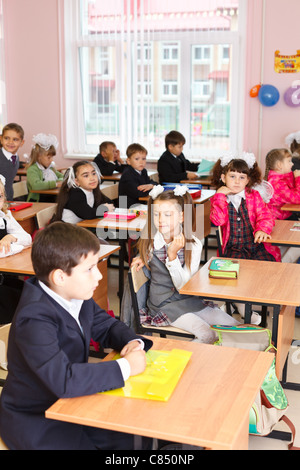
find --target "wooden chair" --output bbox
[128,265,194,339]
[100,183,119,200]
[215,226,267,327]
[0,323,10,387]
[13,180,28,199]
[35,205,57,229]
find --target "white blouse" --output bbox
[0,210,32,247]
[152,231,202,291]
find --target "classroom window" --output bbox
[63,0,246,159]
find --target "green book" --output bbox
[209,258,239,279]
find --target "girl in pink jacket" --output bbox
[265,148,300,221]
[210,153,280,263]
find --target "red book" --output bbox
[8,202,33,212]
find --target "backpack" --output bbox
[211,324,298,450]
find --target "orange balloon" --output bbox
[250,84,261,98]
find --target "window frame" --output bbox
[62,0,247,160]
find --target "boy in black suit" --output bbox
[119,143,157,208]
[157,130,199,183]
[94,141,126,176]
[0,222,152,450]
[0,123,25,200]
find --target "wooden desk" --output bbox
[78,216,147,303]
[12,202,55,235]
[180,176,214,188]
[102,170,158,183]
[46,336,273,450]
[281,204,300,212]
[0,244,120,311]
[266,219,300,247]
[30,188,59,196]
[180,257,300,379]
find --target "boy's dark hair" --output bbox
[99,141,116,153]
[126,143,147,158]
[165,130,186,149]
[32,222,100,286]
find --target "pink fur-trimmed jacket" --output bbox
[210,189,281,262]
[267,170,300,220]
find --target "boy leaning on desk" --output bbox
[0,222,153,450]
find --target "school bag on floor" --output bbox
[211,324,298,450]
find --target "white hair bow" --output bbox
[33,133,59,151]
[220,152,256,169]
[285,131,300,146]
[174,185,189,196]
[149,185,164,199]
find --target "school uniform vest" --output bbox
[147,250,206,323]
[224,200,275,261]
[0,150,19,201]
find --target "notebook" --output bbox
[209,258,240,279]
[290,222,300,231]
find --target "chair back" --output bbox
[128,265,148,333]
[100,183,119,200]
[216,226,223,256]
[13,181,28,199]
[0,323,11,372]
[36,205,57,229]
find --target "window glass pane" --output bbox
[74,0,241,157]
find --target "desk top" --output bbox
[102,169,158,182]
[180,176,214,186]
[267,219,300,246]
[281,203,300,212]
[45,336,273,450]
[139,189,215,203]
[30,188,59,196]
[77,214,147,232]
[180,256,300,307]
[12,202,55,222]
[0,244,120,276]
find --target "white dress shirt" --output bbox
[0,209,32,247]
[152,231,202,290]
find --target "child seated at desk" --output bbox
[52,161,114,224]
[285,131,300,171]
[94,141,127,176]
[265,148,300,221]
[0,122,25,201]
[131,185,243,343]
[26,133,64,202]
[0,222,153,450]
[118,143,158,208]
[157,130,199,183]
[0,174,31,323]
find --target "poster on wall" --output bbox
[274,50,300,73]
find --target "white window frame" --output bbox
[62,0,247,160]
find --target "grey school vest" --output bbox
[0,150,19,200]
[147,253,206,323]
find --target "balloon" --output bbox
[284,86,300,107]
[258,84,280,107]
[250,84,261,98]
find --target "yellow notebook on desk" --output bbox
[209,258,239,279]
[102,349,192,402]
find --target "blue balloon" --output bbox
[258,84,280,107]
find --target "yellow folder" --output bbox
[102,349,192,402]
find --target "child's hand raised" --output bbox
[217,186,232,195]
[254,231,271,243]
[167,233,185,261]
[131,256,145,271]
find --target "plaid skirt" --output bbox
[224,200,275,262]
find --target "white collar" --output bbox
[2,148,16,160]
[79,187,94,207]
[39,281,83,331]
[227,189,246,212]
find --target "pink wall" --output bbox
[3,0,300,169]
[3,0,64,165]
[244,0,300,170]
